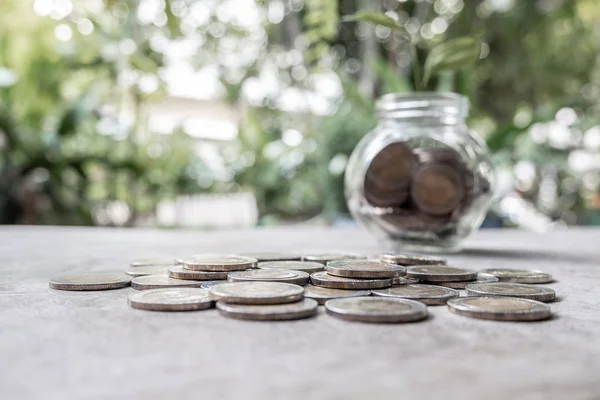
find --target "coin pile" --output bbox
[49,252,557,323]
[363,143,491,235]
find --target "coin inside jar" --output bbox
[49,273,131,291]
[447,296,552,321]
[365,142,416,189]
[227,269,309,286]
[465,282,556,302]
[209,282,304,305]
[406,265,477,282]
[216,298,318,321]
[258,261,324,274]
[325,297,428,323]
[181,255,257,271]
[325,260,406,279]
[410,164,466,216]
[310,271,392,290]
[127,288,213,311]
[372,284,459,305]
[480,268,553,284]
[302,284,371,305]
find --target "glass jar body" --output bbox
[344,93,494,252]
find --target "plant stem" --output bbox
[410,42,423,91]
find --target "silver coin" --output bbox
[310,271,392,290]
[227,269,310,285]
[128,288,212,311]
[480,268,553,284]
[130,258,175,267]
[447,296,552,321]
[325,260,406,279]
[169,266,229,281]
[392,276,419,285]
[49,273,131,291]
[241,252,301,262]
[301,253,363,265]
[325,297,428,323]
[372,284,459,305]
[200,280,226,290]
[209,282,304,305]
[216,298,318,321]
[303,284,371,305]
[424,273,498,289]
[465,282,556,302]
[125,265,173,277]
[258,261,324,274]
[406,265,477,282]
[379,253,447,266]
[181,255,257,272]
[131,275,204,290]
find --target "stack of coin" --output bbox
[312,260,402,288]
[405,264,500,289]
[363,143,491,235]
[210,282,317,321]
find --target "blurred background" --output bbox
[1,0,599,230]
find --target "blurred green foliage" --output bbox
[1,0,600,226]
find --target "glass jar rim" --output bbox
[376,92,469,120]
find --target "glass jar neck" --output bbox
[376,92,468,126]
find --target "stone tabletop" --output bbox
[1,226,599,400]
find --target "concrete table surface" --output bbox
[0,226,599,400]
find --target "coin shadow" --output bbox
[551,296,564,303]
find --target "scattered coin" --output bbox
[325,260,406,279]
[425,273,498,289]
[303,284,371,305]
[209,282,304,305]
[168,266,229,281]
[130,275,204,290]
[447,296,552,321]
[127,288,212,311]
[131,258,175,267]
[379,253,447,266]
[200,281,226,290]
[406,265,477,282]
[181,255,257,272]
[310,271,391,290]
[480,268,553,284]
[372,284,459,305]
[49,273,131,291]
[216,298,318,321]
[227,269,310,285]
[301,253,363,265]
[465,282,556,302]
[241,252,301,262]
[325,297,428,323]
[392,276,420,285]
[125,265,173,277]
[258,261,324,274]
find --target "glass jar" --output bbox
[345,92,495,252]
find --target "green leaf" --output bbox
[342,12,403,31]
[423,36,481,86]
